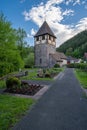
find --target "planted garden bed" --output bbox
[4,78,43,96]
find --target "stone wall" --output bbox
[34,43,56,68]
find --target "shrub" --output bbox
[54,64,60,68]
[6,77,21,91]
[43,68,46,74]
[67,63,87,71]
[24,65,31,68]
[67,63,74,68]
[0,62,14,77]
[45,72,51,78]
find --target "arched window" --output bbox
[40,58,42,64]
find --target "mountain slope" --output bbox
[57,30,87,58]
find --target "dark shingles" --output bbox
[34,21,56,38]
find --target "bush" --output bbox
[54,64,60,68]
[67,63,87,71]
[67,63,74,68]
[6,77,21,91]
[24,53,34,68]
[45,72,51,78]
[0,62,14,77]
[24,65,31,68]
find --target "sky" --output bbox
[0,0,87,47]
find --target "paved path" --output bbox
[13,68,87,130]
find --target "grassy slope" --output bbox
[75,69,87,89]
[0,94,34,130]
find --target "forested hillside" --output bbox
[57,30,87,58]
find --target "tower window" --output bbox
[40,58,42,64]
[42,35,45,40]
[36,37,39,41]
[49,35,51,40]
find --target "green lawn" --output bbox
[75,69,87,89]
[21,68,62,81]
[0,68,63,89]
[0,94,34,130]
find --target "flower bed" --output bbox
[5,79,43,96]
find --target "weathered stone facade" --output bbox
[34,21,67,68]
[34,21,56,68]
[35,43,56,67]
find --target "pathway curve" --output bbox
[13,68,87,130]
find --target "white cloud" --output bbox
[23,0,87,47]
[73,0,80,5]
[65,0,81,6]
[27,34,33,38]
[31,28,36,36]
[63,9,74,16]
[75,18,87,31]
[27,28,36,38]
[23,0,74,26]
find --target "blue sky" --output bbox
[0,0,87,47]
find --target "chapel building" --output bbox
[34,21,66,68]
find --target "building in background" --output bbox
[34,21,67,68]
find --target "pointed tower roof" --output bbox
[34,21,56,38]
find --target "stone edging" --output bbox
[3,85,50,100]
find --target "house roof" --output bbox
[50,52,66,62]
[34,21,56,38]
[67,56,80,62]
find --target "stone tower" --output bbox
[34,21,56,68]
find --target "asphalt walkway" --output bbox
[13,68,87,130]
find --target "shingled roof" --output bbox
[50,52,67,62]
[34,21,56,38]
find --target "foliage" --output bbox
[67,63,87,71]
[6,77,21,91]
[0,94,34,130]
[0,13,24,76]
[57,30,87,58]
[75,69,87,89]
[0,80,6,88]
[15,28,27,59]
[45,72,51,78]
[24,53,34,68]
[54,64,60,68]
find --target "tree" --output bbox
[16,28,27,59]
[57,30,87,58]
[0,13,24,76]
[24,53,34,68]
[66,47,73,56]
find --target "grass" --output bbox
[0,80,6,89]
[75,69,87,89]
[0,94,34,130]
[21,68,62,81]
[0,68,63,89]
